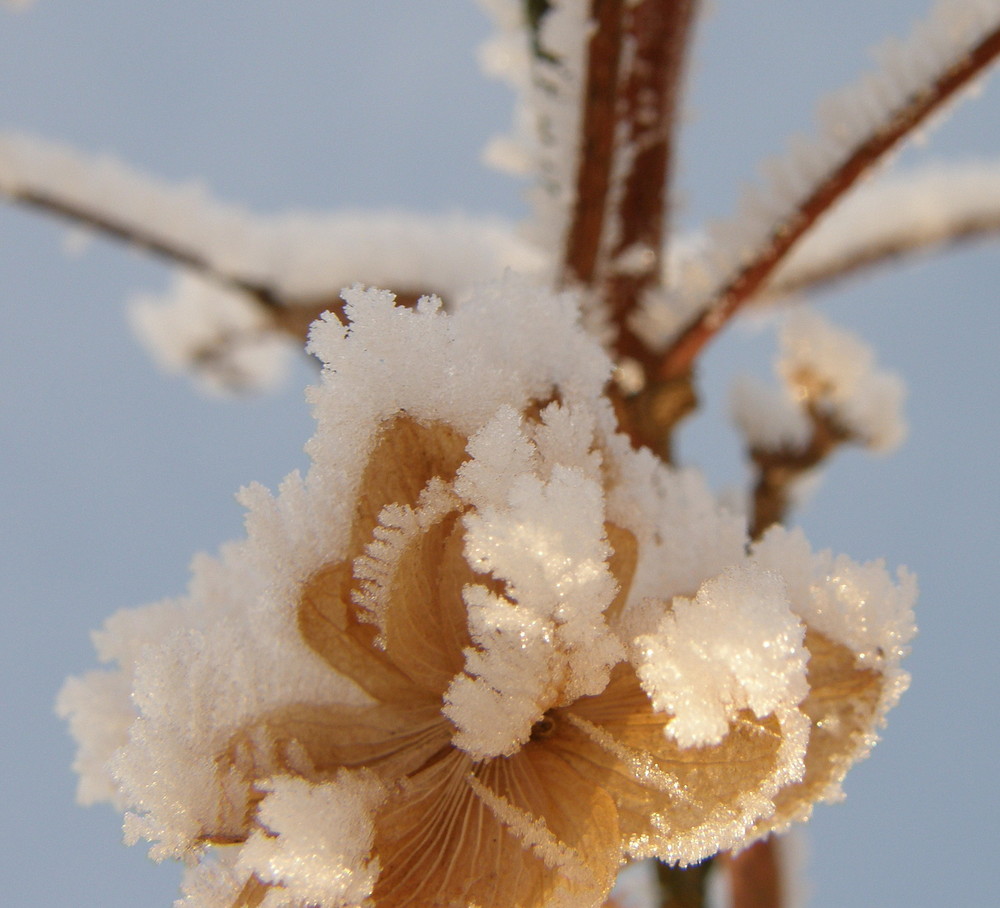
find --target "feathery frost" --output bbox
[768,159,1000,294]
[636,0,1000,348]
[478,0,591,264]
[61,281,915,907]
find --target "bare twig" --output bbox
[659,15,1000,379]
[748,406,850,540]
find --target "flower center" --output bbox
[529,712,557,741]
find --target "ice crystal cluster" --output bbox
[60,281,915,908]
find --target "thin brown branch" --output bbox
[723,840,783,908]
[659,18,1000,379]
[562,0,625,289]
[561,0,700,370]
[229,875,270,908]
[8,185,431,349]
[749,406,850,540]
[604,0,698,367]
[7,180,437,355]
[11,185,284,309]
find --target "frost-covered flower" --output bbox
[59,280,915,908]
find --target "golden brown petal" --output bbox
[556,664,787,865]
[473,743,622,906]
[297,415,469,698]
[750,628,885,837]
[231,700,452,784]
[371,744,620,908]
[374,511,475,697]
[299,560,417,702]
[372,749,540,908]
[348,415,470,557]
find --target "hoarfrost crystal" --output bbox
[60,281,915,908]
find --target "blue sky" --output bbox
[1,3,997,905]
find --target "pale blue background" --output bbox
[1,3,996,906]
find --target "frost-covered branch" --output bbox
[0,133,283,307]
[0,132,546,390]
[602,0,699,366]
[0,133,541,327]
[481,1,700,365]
[764,161,1000,297]
[655,0,1000,378]
[561,0,700,365]
[732,311,907,539]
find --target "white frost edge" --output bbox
[635,0,1000,347]
[477,0,590,267]
[0,131,542,301]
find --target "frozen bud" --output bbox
[778,308,907,452]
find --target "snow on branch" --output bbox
[648,0,1000,374]
[0,132,541,311]
[766,160,1000,297]
[479,0,591,272]
[0,132,279,303]
[480,1,702,365]
[0,131,545,391]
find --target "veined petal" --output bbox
[370,749,545,908]
[355,502,478,698]
[371,744,620,908]
[556,663,805,866]
[226,700,451,787]
[297,415,469,699]
[473,744,622,906]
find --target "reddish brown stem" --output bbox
[659,19,1000,380]
[562,0,625,289]
[561,0,700,371]
[604,0,698,367]
[725,840,783,908]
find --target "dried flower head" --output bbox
[59,283,914,908]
